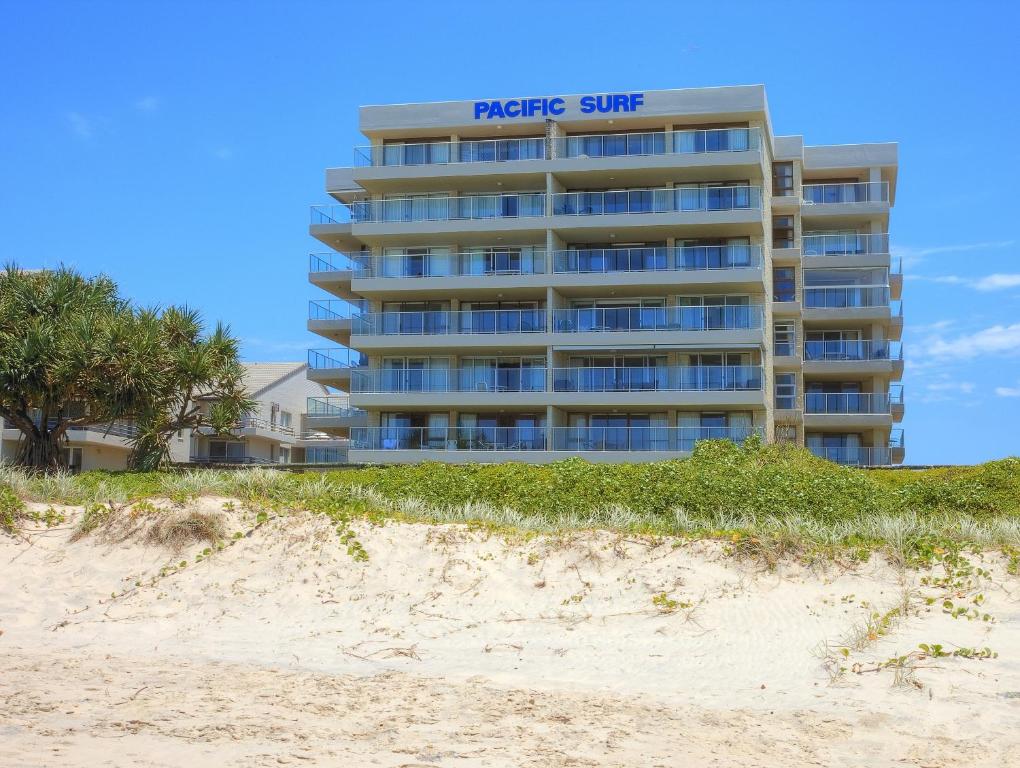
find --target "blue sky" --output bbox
[1,1,1018,464]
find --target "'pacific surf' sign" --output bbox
[473,93,645,120]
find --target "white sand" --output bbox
[1,498,1018,766]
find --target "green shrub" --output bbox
[0,483,26,534]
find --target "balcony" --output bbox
[305,397,367,430]
[551,185,762,216]
[804,388,902,415]
[352,308,547,336]
[306,396,364,418]
[352,426,548,452]
[802,286,890,309]
[353,137,546,167]
[308,300,357,344]
[310,252,363,274]
[349,426,761,454]
[348,305,763,336]
[553,127,761,159]
[550,426,762,452]
[551,245,761,273]
[803,340,901,362]
[802,182,889,205]
[347,128,761,168]
[349,193,546,224]
[551,305,763,333]
[303,446,350,465]
[342,248,548,279]
[802,233,889,258]
[348,365,762,394]
[308,347,365,369]
[809,446,893,467]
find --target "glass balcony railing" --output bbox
[551,305,763,332]
[349,249,547,278]
[346,306,763,335]
[352,426,548,451]
[353,137,546,167]
[306,396,364,418]
[802,286,890,308]
[308,300,360,320]
[802,182,889,205]
[809,446,891,466]
[305,446,350,464]
[351,367,547,394]
[550,426,762,452]
[350,193,546,223]
[550,365,762,392]
[803,340,902,362]
[347,365,763,394]
[802,233,890,257]
[348,128,760,167]
[309,252,365,273]
[350,426,762,452]
[237,416,296,436]
[311,205,353,225]
[552,186,761,216]
[352,309,547,336]
[554,127,760,158]
[311,245,760,278]
[308,348,366,370]
[804,391,897,415]
[552,245,761,273]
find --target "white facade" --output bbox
[1,362,335,470]
[300,86,902,465]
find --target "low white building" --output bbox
[1,362,346,470]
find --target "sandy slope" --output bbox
[1,498,1019,767]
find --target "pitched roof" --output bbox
[241,362,306,397]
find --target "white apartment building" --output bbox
[1,362,340,470]
[306,85,904,466]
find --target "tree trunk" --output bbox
[14,429,67,471]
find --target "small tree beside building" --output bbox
[0,265,252,472]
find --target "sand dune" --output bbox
[2,498,1018,766]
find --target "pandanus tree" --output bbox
[125,307,255,471]
[0,264,253,472]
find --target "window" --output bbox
[209,441,245,460]
[775,373,797,410]
[279,411,293,429]
[773,162,794,196]
[280,447,291,464]
[773,267,796,302]
[772,215,794,249]
[61,447,83,471]
[774,322,796,356]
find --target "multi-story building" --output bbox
[190,362,345,465]
[307,85,904,466]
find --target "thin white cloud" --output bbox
[926,381,975,393]
[893,240,1014,268]
[909,272,1020,291]
[67,111,94,138]
[134,96,160,112]
[996,385,1020,398]
[974,274,1020,291]
[926,323,1020,360]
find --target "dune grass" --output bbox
[2,441,1019,562]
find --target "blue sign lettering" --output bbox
[473,93,643,120]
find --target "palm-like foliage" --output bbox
[0,266,140,469]
[0,265,253,471]
[127,307,255,470]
